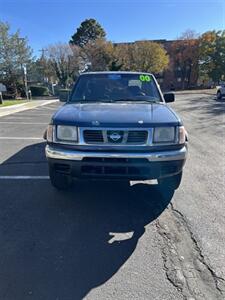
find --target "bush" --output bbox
[2,93,15,100]
[29,86,50,97]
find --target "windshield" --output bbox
[70,73,162,103]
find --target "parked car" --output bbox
[217,84,225,100]
[44,72,188,190]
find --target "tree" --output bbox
[114,41,169,73]
[0,21,33,97]
[199,30,225,83]
[79,39,115,71]
[70,18,106,47]
[168,30,199,89]
[45,43,81,88]
[29,55,54,84]
[109,60,123,71]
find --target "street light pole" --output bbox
[23,65,29,100]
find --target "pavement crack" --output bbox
[156,203,225,300]
[170,203,225,294]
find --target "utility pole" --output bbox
[23,65,29,100]
[39,48,48,83]
[39,48,47,59]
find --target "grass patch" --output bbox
[0,100,28,107]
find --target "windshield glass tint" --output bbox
[71,73,161,102]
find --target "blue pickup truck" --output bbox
[45,72,188,190]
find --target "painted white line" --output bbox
[6,115,50,118]
[34,108,57,111]
[8,111,54,115]
[0,137,43,140]
[39,100,59,106]
[0,176,49,180]
[0,122,45,125]
[14,113,52,116]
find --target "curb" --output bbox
[0,102,30,110]
[0,99,59,118]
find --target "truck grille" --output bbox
[83,130,104,143]
[127,131,148,144]
[83,129,148,145]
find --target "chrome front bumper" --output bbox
[45,145,188,162]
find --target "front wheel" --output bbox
[217,91,222,100]
[49,165,72,190]
[158,172,182,191]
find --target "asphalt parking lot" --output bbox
[0,94,224,300]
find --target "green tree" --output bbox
[0,21,33,97]
[70,18,106,47]
[115,41,169,73]
[199,30,225,83]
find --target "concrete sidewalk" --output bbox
[0,99,59,117]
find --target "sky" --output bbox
[0,0,224,57]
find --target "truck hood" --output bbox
[53,102,181,127]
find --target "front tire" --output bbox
[158,172,182,191]
[217,91,222,100]
[49,165,72,190]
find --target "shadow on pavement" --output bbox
[0,143,173,300]
[179,95,225,116]
[0,142,47,176]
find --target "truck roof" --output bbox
[79,71,154,76]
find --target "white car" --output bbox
[217,84,225,100]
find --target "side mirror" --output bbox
[164,92,175,103]
[59,89,71,102]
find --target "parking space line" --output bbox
[34,107,58,111]
[0,176,49,179]
[5,112,53,116]
[5,116,50,118]
[0,137,43,140]
[0,122,45,125]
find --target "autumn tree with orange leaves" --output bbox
[168,31,199,89]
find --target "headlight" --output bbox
[46,125,53,142]
[153,127,175,143]
[178,126,187,144]
[57,125,78,142]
